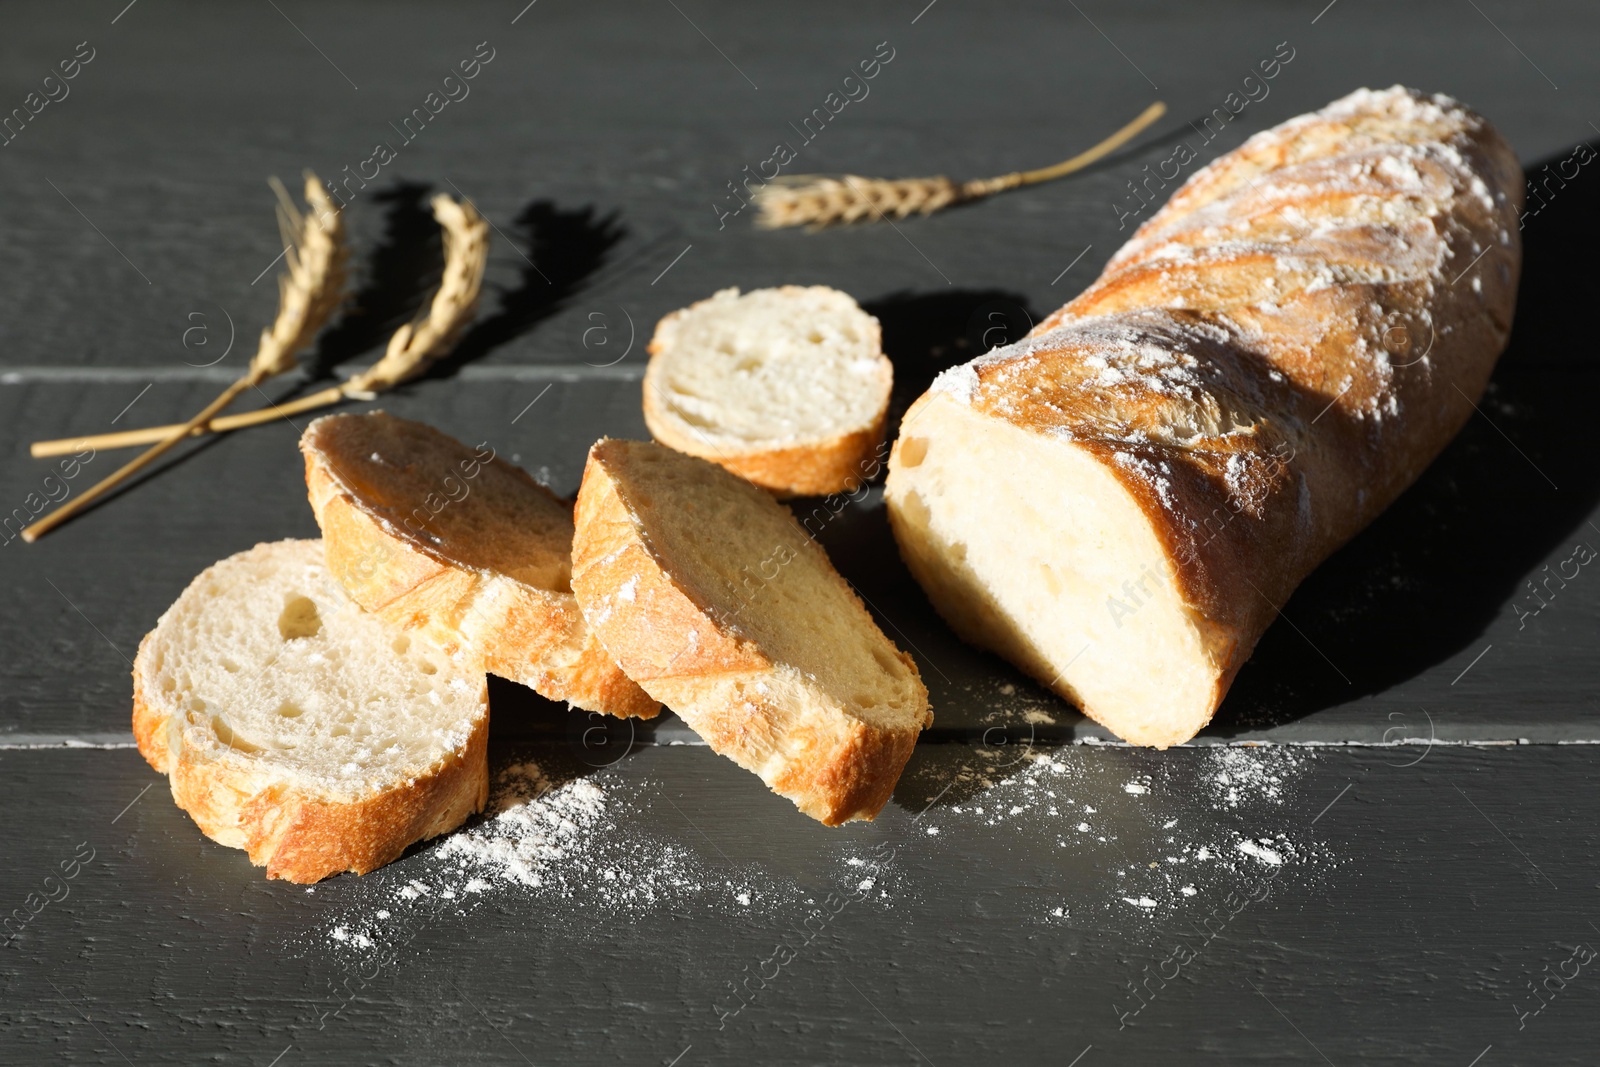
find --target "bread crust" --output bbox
[642,286,891,498]
[571,439,930,825]
[130,539,491,883]
[887,87,1523,745]
[131,631,172,774]
[132,663,488,883]
[302,416,659,719]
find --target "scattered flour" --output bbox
[1206,746,1295,809]
[309,758,785,956]
[435,763,606,887]
[910,741,1330,925]
[304,740,1333,958]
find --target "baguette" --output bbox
[570,439,932,824]
[132,539,488,882]
[885,86,1523,747]
[301,412,659,719]
[643,286,892,496]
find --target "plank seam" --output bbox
[0,364,644,384]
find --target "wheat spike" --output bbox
[23,173,347,540]
[30,193,491,461]
[342,194,489,399]
[249,175,350,382]
[754,175,961,229]
[753,101,1165,230]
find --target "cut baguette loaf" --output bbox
[571,438,931,824]
[131,539,488,883]
[886,86,1523,748]
[643,286,892,497]
[301,412,658,719]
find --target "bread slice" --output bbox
[301,412,658,719]
[570,438,931,825]
[131,539,488,883]
[642,286,892,497]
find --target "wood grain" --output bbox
[1,0,1598,1062]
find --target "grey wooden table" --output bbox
[2,1,1597,1063]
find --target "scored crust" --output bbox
[642,286,892,498]
[885,86,1523,747]
[131,539,489,883]
[570,438,930,825]
[301,413,658,719]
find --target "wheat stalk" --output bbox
[23,173,348,540]
[753,101,1166,230]
[30,194,491,461]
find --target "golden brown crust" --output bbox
[570,498,767,682]
[641,287,891,497]
[892,87,1523,744]
[131,636,489,884]
[131,631,171,774]
[643,381,887,499]
[571,439,929,824]
[650,675,923,826]
[302,417,659,720]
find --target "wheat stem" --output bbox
[22,377,255,541]
[965,101,1167,194]
[754,100,1165,229]
[30,387,348,457]
[23,173,347,540]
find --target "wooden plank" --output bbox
[2,365,1598,743]
[1,743,1595,1064]
[0,1,1595,371]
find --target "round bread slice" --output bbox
[300,412,658,720]
[131,539,488,883]
[642,285,892,497]
[571,438,932,825]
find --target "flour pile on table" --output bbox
[307,757,781,956]
[423,759,774,909]
[435,761,613,889]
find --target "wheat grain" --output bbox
[249,175,350,383]
[342,194,489,398]
[30,193,492,460]
[753,101,1165,230]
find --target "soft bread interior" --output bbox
[886,393,1220,747]
[646,286,889,449]
[601,442,923,732]
[139,540,486,845]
